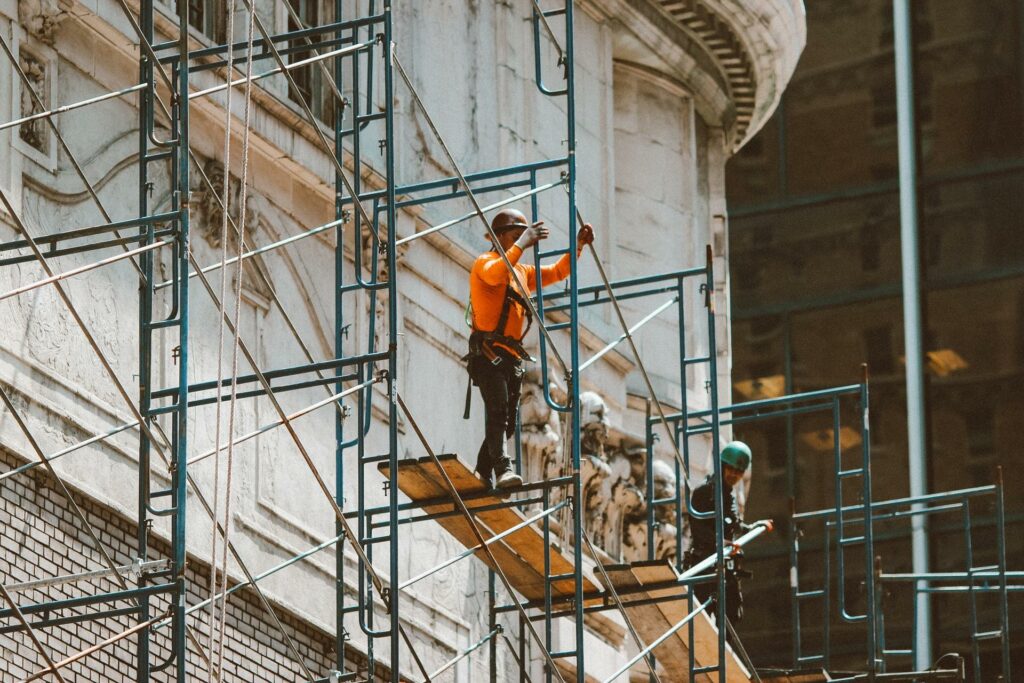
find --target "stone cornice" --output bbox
[594,0,805,152]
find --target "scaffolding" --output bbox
[0,0,1018,682]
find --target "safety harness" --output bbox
[462,273,534,419]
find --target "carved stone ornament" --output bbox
[191,158,273,301]
[18,0,72,45]
[518,377,679,564]
[18,50,48,154]
[196,160,264,249]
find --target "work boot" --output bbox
[475,468,493,488]
[495,469,523,490]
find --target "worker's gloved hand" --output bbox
[514,221,549,250]
[577,223,595,248]
[755,519,775,532]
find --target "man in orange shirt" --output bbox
[466,208,595,490]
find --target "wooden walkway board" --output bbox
[379,454,599,602]
[603,560,751,683]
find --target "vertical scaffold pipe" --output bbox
[136,0,155,677]
[892,0,931,669]
[333,0,347,672]
[382,3,401,678]
[705,245,727,680]
[172,0,191,675]
[564,2,586,681]
[860,365,877,679]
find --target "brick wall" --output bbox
[0,447,384,682]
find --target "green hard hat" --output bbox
[720,441,752,472]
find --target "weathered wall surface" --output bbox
[0,0,804,679]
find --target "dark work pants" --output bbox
[468,353,523,482]
[685,552,744,625]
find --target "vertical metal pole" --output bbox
[564,2,585,681]
[645,400,656,561]
[489,571,498,681]
[860,367,877,680]
[382,2,400,677]
[961,500,980,679]
[892,0,931,669]
[784,318,798,668]
[995,467,1011,680]
[136,0,155,677]
[705,246,726,680]
[334,0,347,671]
[172,24,191,683]
[789,499,800,668]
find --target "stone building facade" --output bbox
[0,0,804,680]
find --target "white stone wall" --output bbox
[0,0,802,679]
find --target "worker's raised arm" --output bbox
[477,245,524,285]
[536,222,596,288]
[479,222,551,285]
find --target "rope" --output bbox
[579,525,665,683]
[396,393,568,683]
[206,0,239,664]
[213,6,258,674]
[0,20,314,680]
[391,52,570,379]
[574,207,699,488]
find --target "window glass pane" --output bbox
[922,170,1024,282]
[926,277,1024,497]
[783,0,899,195]
[726,112,782,205]
[916,0,1024,175]
[731,191,901,315]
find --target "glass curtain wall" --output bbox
[726,0,1024,676]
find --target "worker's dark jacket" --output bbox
[687,474,751,560]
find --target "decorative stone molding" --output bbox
[12,33,58,171]
[520,376,679,564]
[190,158,273,302]
[597,0,804,151]
[17,0,71,45]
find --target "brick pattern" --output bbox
[0,448,386,682]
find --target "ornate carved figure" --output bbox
[517,378,681,563]
[197,160,263,249]
[579,391,612,539]
[18,50,48,154]
[518,375,562,489]
[18,0,70,45]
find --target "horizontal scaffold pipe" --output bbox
[659,383,864,425]
[4,560,170,594]
[421,627,500,683]
[398,501,568,590]
[0,419,139,484]
[22,613,166,682]
[579,296,678,373]
[155,218,345,290]
[155,12,386,63]
[538,267,705,310]
[188,375,378,466]
[602,597,713,683]
[0,83,147,132]
[879,571,1024,582]
[794,485,999,522]
[339,158,568,207]
[394,179,565,247]
[188,40,374,100]
[0,240,168,302]
[153,531,346,630]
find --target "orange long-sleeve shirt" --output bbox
[470,245,572,357]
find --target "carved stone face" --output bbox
[651,459,676,500]
[579,391,609,455]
